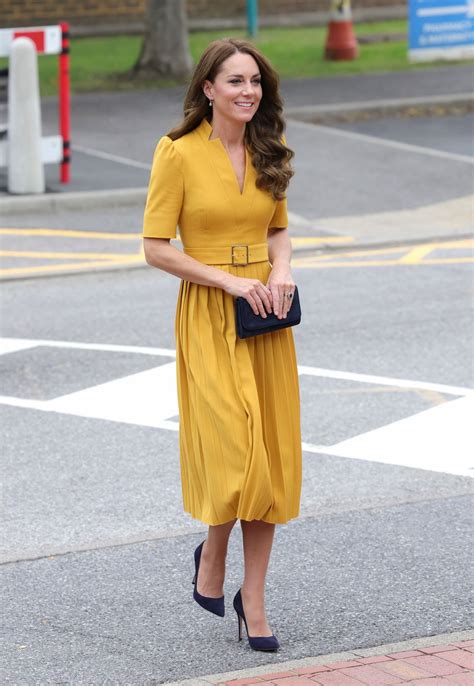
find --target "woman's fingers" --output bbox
[270,283,295,319]
[270,284,283,319]
[282,289,292,318]
[246,282,272,317]
[258,283,273,314]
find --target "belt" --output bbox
[184,242,268,266]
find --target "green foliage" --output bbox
[1,21,471,97]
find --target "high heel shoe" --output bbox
[233,589,279,652]
[192,540,225,617]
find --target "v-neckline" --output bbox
[200,118,249,196]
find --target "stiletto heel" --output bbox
[233,589,279,652]
[193,540,225,617]
[237,613,243,641]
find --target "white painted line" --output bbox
[47,362,179,428]
[1,338,471,396]
[302,442,330,453]
[0,337,176,358]
[316,395,474,478]
[0,395,46,411]
[72,144,152,171]
[0,390,180,430]
[1,337,473,478]
[0,338,39,355]
[289,119,474,165]
[297,365,473,397]
[0,361,180,431]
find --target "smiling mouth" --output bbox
[235,102,254,108]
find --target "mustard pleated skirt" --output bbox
[175,260,302,526]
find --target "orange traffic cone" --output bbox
[324,0,359,60]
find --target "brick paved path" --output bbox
[221,639,474,686]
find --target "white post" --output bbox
[8,37,45,194]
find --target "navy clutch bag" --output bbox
[235,286,301,339]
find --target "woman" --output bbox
[143,38,302,652]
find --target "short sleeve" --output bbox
[269,197,288,230]
[143,136,183,239]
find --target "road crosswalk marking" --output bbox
[1,337,472,478]
[307,395,473,477]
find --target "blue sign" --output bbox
[409,0,474,60]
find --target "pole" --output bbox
[246,0,258,38]
[59,21,70,183]
[8,37,45,193]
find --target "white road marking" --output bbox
[0,362,180,430]
[0,338,39,355]
[289,119,474,165]
[322,395,474,478]
[47,362,179,429]
[72,144,152,171]
[298,365,471,397]
[0,337,176,358]
[1,337,472,477]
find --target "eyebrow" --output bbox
[227,73,261,78]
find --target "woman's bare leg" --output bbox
[240,520,275,636]
[196,519,237,597]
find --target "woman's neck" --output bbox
[208,115,246,149]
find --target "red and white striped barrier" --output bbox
[0,23,70,183]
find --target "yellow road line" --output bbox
[0,228,355,247]
[293,257,474,268]
[398,244,435,264]
[0,256,143,276]
[291,236,354,246]
[0,228,142,240]
[0,250,142,260]
[294,239,473,262]
[1,234,472,276]
[294,258,403,268]
[294,246,406,263]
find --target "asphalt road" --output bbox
[1,251,473,683]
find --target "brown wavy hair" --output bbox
[167,38,294,200]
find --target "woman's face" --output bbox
[204,52,262,125]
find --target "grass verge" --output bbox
[1,20,472,97]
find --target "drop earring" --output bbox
[209,99,213,107]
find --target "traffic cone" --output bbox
[324,0,359,61]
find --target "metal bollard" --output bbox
[8,37,45,194]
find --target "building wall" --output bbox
[0,0,400,29]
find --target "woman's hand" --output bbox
[223,274,273,318]
[267,261,296,319]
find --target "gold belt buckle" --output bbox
[231,244,249,266]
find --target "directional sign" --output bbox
[409,0,474,61]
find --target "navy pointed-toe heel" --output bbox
[233,589,279,652]
[192,540,225,617]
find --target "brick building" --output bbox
[0,0,405,32]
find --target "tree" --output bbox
[133,0,193,78]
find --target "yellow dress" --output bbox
[143,117,302,525]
